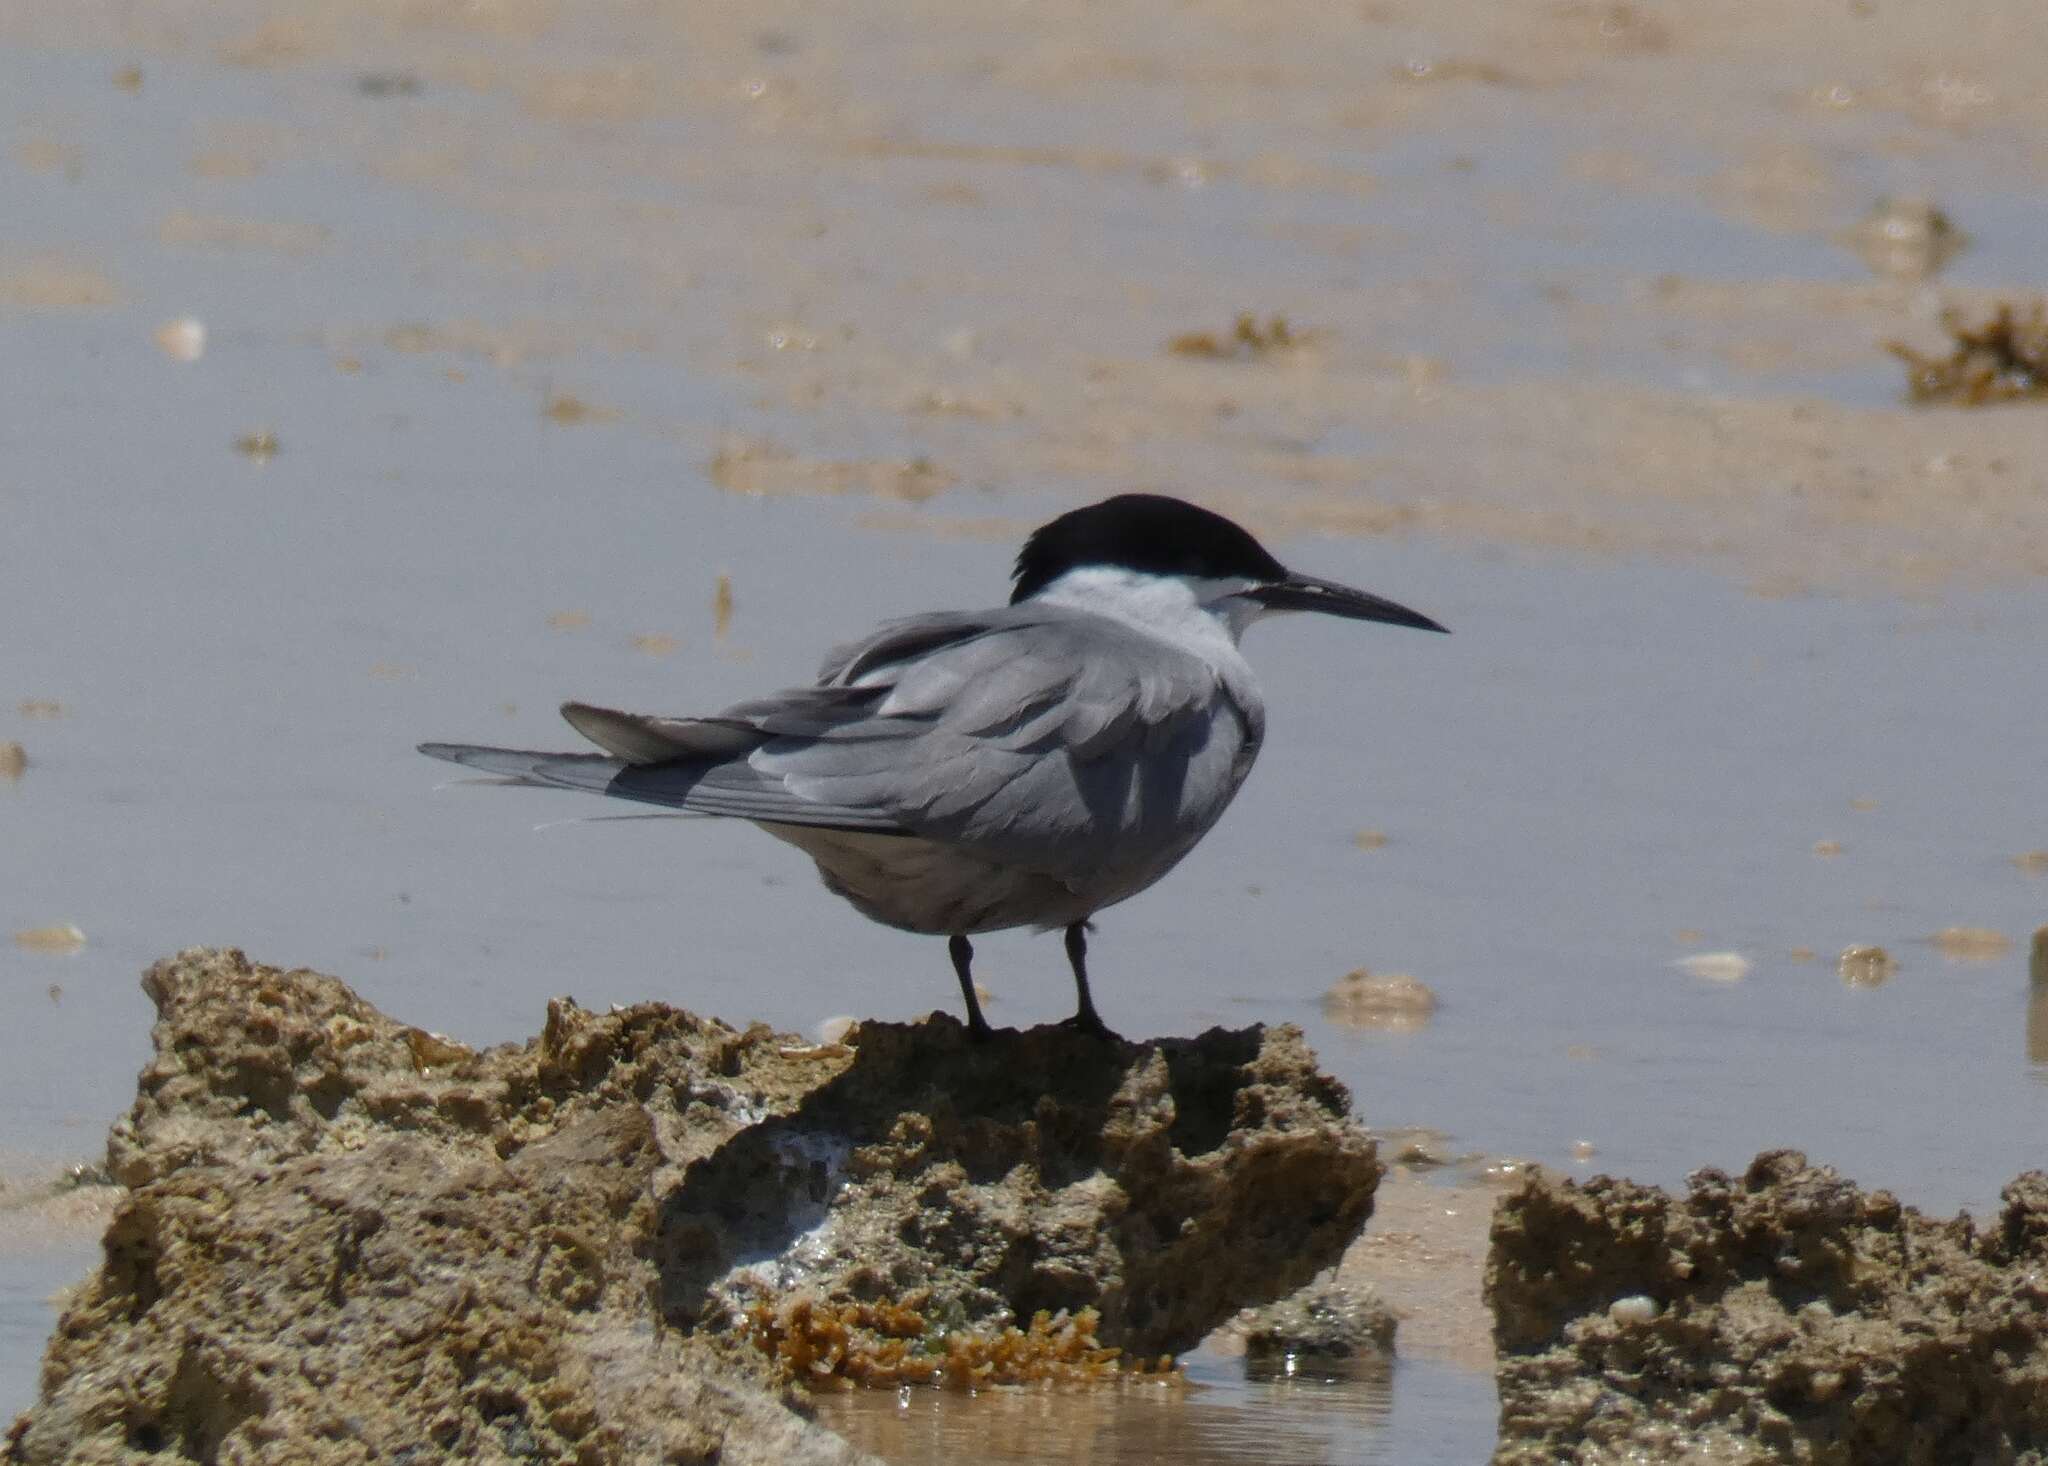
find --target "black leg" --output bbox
[1061,922,1112,1038]
[949,934,994,1042]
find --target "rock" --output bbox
[1842,196,1966,282]
[6,948,1378,1460]
[1837,944,1897,987]
[1238,1270,1397,1379]
[1322,969,1436,1031]
[1486,1150,2048,1466]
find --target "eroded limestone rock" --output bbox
[1238,1270,1397,1378]
[5,948,1378,1461]
[1487,1150,2048,1466]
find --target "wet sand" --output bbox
[5,0,2048,590]
[5,0,2048,1456]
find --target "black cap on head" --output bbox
[1011,494,1288,604]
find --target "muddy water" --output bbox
[6,1,2048,1456]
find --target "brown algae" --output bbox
[745,1298,1174,1390]
[542,392,619,425]
[1888,302,2048,405]
[713,573,735,637]
[1167,312,1309,361]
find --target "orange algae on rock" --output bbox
[747,1297,1175,1391]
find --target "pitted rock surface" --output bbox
[1486,1150,2048,1466]
[6,948,1378,1462]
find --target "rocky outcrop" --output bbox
[5,948,1378,1462]
[1238,1271,1397,1379]
[1487,1150,2048,1466]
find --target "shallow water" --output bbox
[0,1240,94,1411]
[815,1349,1498,1464]
[5,3,2048,1454]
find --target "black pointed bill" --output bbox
[1248,574,1448,633]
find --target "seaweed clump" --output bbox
[1167,312,1308,361]
[745,1296,1177,1390]
[1888,301,2048,405]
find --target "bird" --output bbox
[419,493,1445,1040]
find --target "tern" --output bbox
[420,494,1445,1039]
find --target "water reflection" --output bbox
[815,1347,1400,1465]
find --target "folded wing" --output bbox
[422,605,1260,873]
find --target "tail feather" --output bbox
[559,701,759,763]
[416,742,625,795]
[417,725,910,832]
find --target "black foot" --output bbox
[1057,1007,1116,1040]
